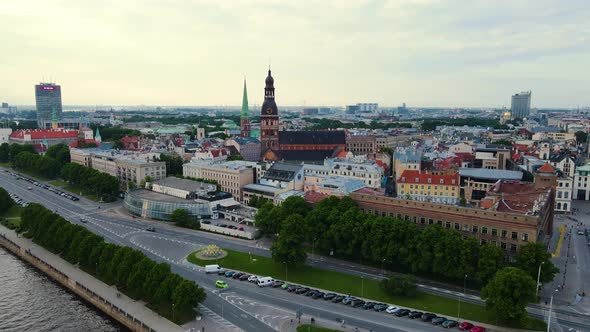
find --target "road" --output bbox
[0,169,450,332]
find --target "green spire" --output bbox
[240,78,249,118]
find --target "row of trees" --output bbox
[13,151,62,178]
[158,154,184,176]
[304,118,412,130]
[61,163,119,201]
[0,143,37,163]
[0,187,14,214]
[19,203,206,322]
[420,118,509,131]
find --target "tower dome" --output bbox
[265,69,274,86]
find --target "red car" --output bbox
[459,322,474,330]
[470,326,486,332]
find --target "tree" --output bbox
[481,267,536,322]
[170,208,200,230]
[159,154,184,176]
[116,249,144,287]
[127,257,156,297]
[575,131,588,144]
[143,262,172,300]
[516,242,559,283]
[255,202,282,235]
[172,280,206,313]
[248,195,270,209]
[153,273,182,304]
[477,244,505,282]
[227,154,244,161]
[492,139,513,146]
[45,143,71,165]
[459,196,467,206]
[0,143,10,162]
[270,214,307,266]
[381,274,417,297]
[378,147,394,155]
[0,187,14,213]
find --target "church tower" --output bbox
[260,68,279,151]
[240,79,251,138]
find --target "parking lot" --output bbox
[6,170,80,202]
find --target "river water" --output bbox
[0,247,126,332]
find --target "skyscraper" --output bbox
[510,91,531,119]
[35,82,62,128]
[260,69,279,151]
[240,79,251,138]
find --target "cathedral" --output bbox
[239,68,346,163]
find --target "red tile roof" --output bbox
[398,170,459,186]
[537,163,556,173]
[304,191,330,204]
[10,129,79,140]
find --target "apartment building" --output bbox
[397,170,459,205]
[304,158,384,189]
[183,160,256,200]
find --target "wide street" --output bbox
[0,169,447,332]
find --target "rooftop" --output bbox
[10,128,79,140]
[458,168,523,181]
[152,177,216,192]
[279,130,346,145]
[398,170,459,186]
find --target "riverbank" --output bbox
[0,225,183,332]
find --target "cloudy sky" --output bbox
[1,0,589,108]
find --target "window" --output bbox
[472,225,478,233]
[462,224,469,231]
[415,178,419,182]
[501,230,507,238]
[500,242,507,250]
[511,232,518,240]
[428,178,432,183]
[454,223,460,230]
[420,217,425,224]
[510,244,517,252]
[445,221,451,228]
[564,203,568,210]
[428,219,434,225]
[522,233,528,242]
[440,179,444,184]
[564,192,569,199]
[557,192,562,198]
[492,228,498,237]
[480,239,487,245]
[482,227,488,235]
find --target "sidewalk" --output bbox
[0,224,182,332]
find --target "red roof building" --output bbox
[9,129,82,152]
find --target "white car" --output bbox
[248,275,259,283]
[385,306,398,314]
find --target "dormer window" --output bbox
[428,178,432,183]
[439,179,444,184]
[415,178,419,183]
[401,177,405,182]
[452,179,456,185]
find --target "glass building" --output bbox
[124,189,213,221]
[35,82,62,128]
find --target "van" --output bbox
[205,264,223,274]
[257,277,274,287]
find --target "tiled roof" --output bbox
[537,163,556,173]
[398,170,459,186]
[279,130,346,145]
[10,129,79,140]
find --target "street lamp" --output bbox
[361,276,364,297]
[172,303,175,321]
[458,274,468,320]
[536,262,545,298]
[381,258,386,275]
[547,289,558,332]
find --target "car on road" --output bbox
[145,227,155,232]
[394,309,410,317]
[323,293,336,300]
[202,220,211,224]
[373,303,389,312]
[408,311,423,319]
[578,230,585,235]
[232,272,245,279]
[239,274,250,281]
[238,227,244,231]
[312,291,325,299]
[385,306,398,314]
[27,186,32,190]
[458,322,474,330]
[331,295,345,303]
[352,299,367,308]
[362,302,376,310]
[431,317,447,325]
[421,313,437,322]
[217,269,226,276]
[469,326,486,332]
[305,290,319,297]
[80,218,88,223]
[442,320,458,328]
[224,271,235,278]
[215,280,228,289]
[271,280,284,288]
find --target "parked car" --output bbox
[458,322,474,330]
[217,269,226,276]
[469,326,486,332]
[352,299,367,308]
[578,230,585,235]
[442,320,458,328]
[286,285,298,292]
[246,275,258,282]
[342,296,356,305]
[271,281,284,288]
[202,220,211,224]
[295,287,310,295]
[431,317,447,325]
[385,306,398,314]
[362,302,376,310]
[305,290,319,297]
[394,309,410,317]
[312,291,325,299]
[373,303,389,312]
[281,283,290,290]
[408,311,423,319]
[331,295,345,303]
[239,274,250,281]
[323,293,336,300]
[232,272,244,279]
[421,313,437,322]
[224,271,235,278]
[215,280,228,289]
[238,227,244,231]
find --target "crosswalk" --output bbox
[198,304,243,331]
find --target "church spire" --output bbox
[241,78,249,118]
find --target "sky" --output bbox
[1,0,589,109]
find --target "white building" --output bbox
[556,176,573,213]
[304,158,383,189]
[574,163,590,200]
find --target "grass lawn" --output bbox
[0,162,11,168]
[49,179,68,187]
[62,184,101,202]
[0,205,23,229]
[297,325,342,332]
[187,249,546,331]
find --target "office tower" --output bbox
[35,82,62,128]
[510,91,531,119]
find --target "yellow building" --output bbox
[397,170,459,205]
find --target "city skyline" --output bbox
[2,1,590,108]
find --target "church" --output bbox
[241,69,346,163]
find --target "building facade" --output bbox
[260,69,279,151]
[397,170,459,205]
[182,160,256,200]
[510,91,532,119]
[574,163,590,200]
[346,135,376,155]
[35,83,62,128]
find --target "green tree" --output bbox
[460,237,480,279]
[143,262,172,300]
[381,274,417,297]
[172,280,206,313]
[127,257,156,297]
[0,187,14,213]
[116,249,144,287]
[159,154,184,176]
[227,154,244,161]
[481,267,536,322]
[153,273,182,304]
[170,208,200,230]
[476,244,505,282]
[492,139,513,146]
[254,202,282,235]
[575,131,588,144]
[516,242,559,283]
[0,143,10,163]
[97,244,117,279]
[270,214,307,266]
[45,143,71,165]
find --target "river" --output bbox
[0,247,126,332]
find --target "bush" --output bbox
[380,275,417,297]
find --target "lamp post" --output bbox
[361,276,364,297]
[536,262,545,298]
[172,303,175,321]
[381,258,386,275]
[547,292,556,332]
[458,274,468,320]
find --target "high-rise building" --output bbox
[240,79,251,138]
[35,82,62,128]
[260,69,279,152]
[510,91,531,119]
